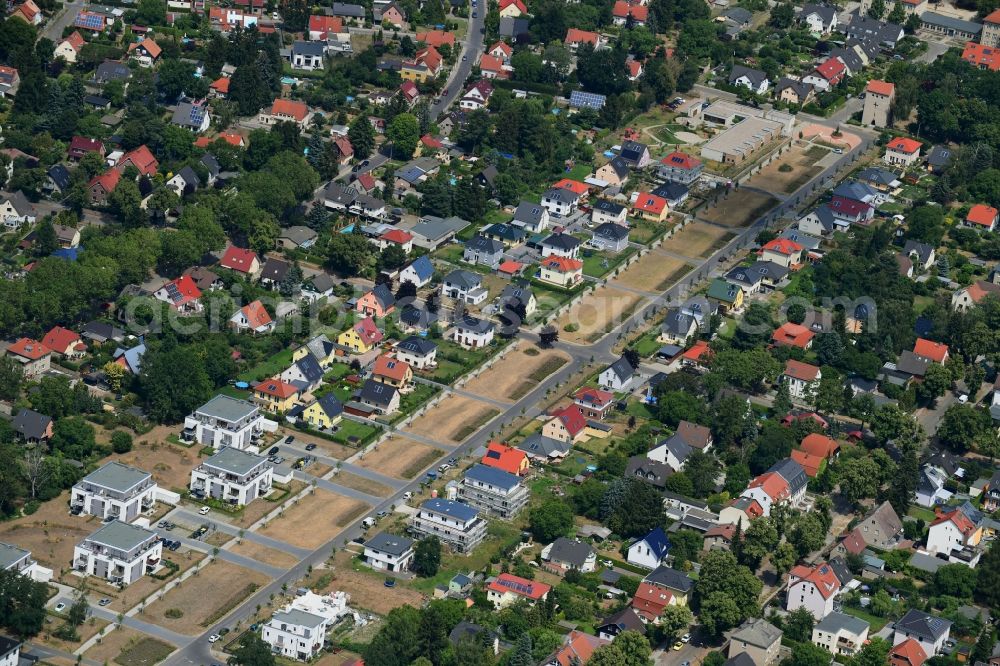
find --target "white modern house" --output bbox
[441,269,488,305]
[786,562,841,619]
[182,395,268,450]
[0,542,52,582]
[626,527,672,570]
[892,610,952,657]
[599,356,637,392]
[410,499,488,553]
[73,521,163,587]
[394,336,437,369]
[926,507,981,562]
[452,316,495,349]
[261,591,353,661]
[363,532,415,572]
[540,187,581,217]
[457,464,529,519]
[190,448,273,507]
[71,462,158,523]
[812,612,869,657]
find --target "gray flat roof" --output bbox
[366,531,414,556]
[204,447,268,476]
[272,609,326,628]
[81,461,151,493]
[0,542,30,569]
[86,520,157,551]
[196,394,258,422]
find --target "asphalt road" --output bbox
[429,6,486,119]
[40,0,84,42]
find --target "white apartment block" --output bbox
[73,521,162,587]
[71,462,157,523]
[363,532,415,572]
[410,499,488,553]
[262,592,352,661]
[190,448,273,506]
[456,464,529,519]
[0,542,51,583]
[182,394,267,450]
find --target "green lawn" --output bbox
[238,348,295,383]
[582,246,636,279]
[631,329,661,358]
[386,383,440,424]
[409,520,523,594]
[432,243,466,265]
[217,385,252,400]
[626,399,656,420]
[840,605,890,632]
[908,505,937,523]
[566,163,592,181]
[328,419,381,447]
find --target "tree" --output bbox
[788,512,827,558]
[50,418,96,459]
[139,346,214,423]
[659,605,692,639]
[887,1,906,23]
[699,592,742,638]
[868,0,886,18]
[771,542,798,575]
[711,348,781,393]
[773,381,792,418]
[770,2,794,27]
[972,629,995,665]
[589,631,651,666]
[508,633,533,666]
[977,539,1000,610]
[228,632,276,666]
[740,518,778,570]
[0,357,24,401]
[539,326,558,347]
[110,431,133,454]
[67,594,88,628]
[838,455,882,505]
[786,641,832,666]
[917,363,951,404]
[784,607,815,642]
[528,500,574,542]
[695,551,761,620]
[364,606,422,666]
[0,568,49,636]
[20,449,48,501]
[387,113,420,159]
[668,530,703,568]
[603,479,665,538]
[349,115,376,159]
[934,563,978,599]
[412,537,441,577]
[326,233,378,277]
[938,404,993,453]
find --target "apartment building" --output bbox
[73,521,162,586]
[189,448,273,507]
[261,591,352,661]
[457,464,529,519]
[182,394,266,450]
[410,499,488,553]
[0,542,51,582]
[70,462,157,522]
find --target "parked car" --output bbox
[384,578,396,588]
[305,443,317,451]
[199,506,211,515]
[284,435,294,444]
[268,446,279,455]
[208,635,221,643]
[98,598,111,606]
[54,603,66,612]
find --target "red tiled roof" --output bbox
[612,0,631,16]
[553,178,589,195]
[479,53,505,73]
[373,354,411,382]
[220,246,258,273]
[748,471,790,502]
[8,338,50,360]
[790,449,823,477]
[681,340,711,363]
[631,582,672,620]
[63,31,87,51]
[416,45,442,71]
[967,203,999,227]
[830,195,873,219]
[984,8,1000,23]
[887,137,921,154]
[333,136,353,156]
[762,238,803,255]
[627,60,642,77]
[415,29,454,47]
[551,404,586,437]
[128,37,162,58]
[771,322,814,349]
[574,386,614,409]
[120,145,158,176]
[164,275,202,307]
[551,632,607,666]
[70,136,104,154]
[271,98,308,122]
[482,442,527,475]
[913,338,948,363]
[89,169,121,193]
[865,79,894,96]
[380,229,413,244]
[565,28,599,45]
[542,255,583,272]
[357,173,376,190]
[630,4,648,20]
[633,192,667,215]
[660,151,701,170]
[420,134,443,149]
[499,0,528,12]
[43,326,82,353]
[839,527,866,555]
[962,42,1000,71]
[704,523,736,541]
[254,377,299,399]
[210,76,230,94]
[784,359,820,381]
[789,562,840,599]
[240,300,272,329]
[195,131,244,148]
[308,14,343,36]
[488,573,550,600]
[891,638,928,666]
[489,40,512,56]
[815,56,845,80]
[799,433,839,459]
[931,508,977,537]
[354,317,384,347]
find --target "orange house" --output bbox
[481,442,529,475]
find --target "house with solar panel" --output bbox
[153,275,203,314]
[488,573,552,609]
[127,37,162,67]
[410,498,488,553]
[170,101,211,133]
[569,90,607,110]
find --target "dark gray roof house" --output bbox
[499,16,530,37]
[723,6,752,25]
[593,199,625,216]
[365,531,413,556]
[465,234,504,255]
[831,47,863,74]
[775,77,813,101]
[598,607,646,638]
[768,458,808,496]
[644,566,694,593]
[857,167,900,188]
[82,321,125,344]
[47,165,71,192]
[94,60,131,84]
[661,309,697,340]
[399,305,438,330]
[729,65,768,88]
[894,609,952,644]
[903,240,935,267]
[618,140,649,167]
[626,455,672,488]
[359,379,398,408]
[842,13,904,47]
[926,145,953,173]
[545,537,595,569]
[593,222,629,243]
[397,335,437,357]
[602,156,630,181]
[513,200,547,229]
[260,257,290,283]
[13,408,51,441]
[542,232,581,252]
[331,2,366,16]
[896,350,931,378]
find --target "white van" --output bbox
[362,517,376,529]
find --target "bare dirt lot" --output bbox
[461,343,569,402]
[749,143,825,194]
[258,489,368,549]
[143,560,270,634]
[331,472,393,497]
[0,491,96,574]
[405,395,499,444]
[228,540,299,569]
[697,190,778,228]
[111,438,199,492]
[613,252,690,293]
[314,551,426,615]
[555,288,642,344]
[84,628,149,664]
[356,437,444,479]
[661,222,736,259]
[39,617,110,655]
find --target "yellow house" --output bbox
[541,405,587,444]
[706,278,744,315]
[301,394,344,429]
[371,354,413,389]
[252,378,300,413]
[538,256,584,288]
[293,334,338,367]
[499,0,527,17]
[337,317,384,354]
[401,62,432,83]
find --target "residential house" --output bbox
[642,566,694,606]
[280,353,325,393]
[631,581,675,622]
[166,166,201,195]
[599,356,637,391]
[459,80,494,110]
[772,322,815,349]
[464,235,505,268]
[884,137,923,168]
[542,405,587,443]
[259,257,291,290]
[219,246,262,278]
[729,618,782,665]
[862,79,895,127]
[190,448,272,507]
[657,151,703,184]
[626,456,672,489]
[452,315,495,348]
[73,521,162,586]
[459,465,528,519]
[803,57,846,92]
[966,204,999,231]
[892,610,952,657]
[399,255,434,288]
[301,394,343,429]
[357,379,400,415]
[725,260,788,294]
[730,65,770,94]
[591,200,628,226]
[441,269,488,305]
[488,573,551,609]
[170,101,211,133]
[903,240,936,271]
[5,338,51,378]
[540,187,581,217]
[153,275,203,314]
[889,638,929,666]
[598,608,647,641]
[12,408,52,444]
[787,562,842,619]
[542,537,597,573]
[783,360,821,400]
[659,309,698,345]
[356,284,395,318]
[259,99,310,127]
[308,14,344,40]
[512,200,550,233]
[127,38,161,67]
[761,238,804,268]
[574,387,615,419]
[703,524,737,552]
[706,278,744,314]
[394,336,437,370]
[774,77,814,106]
[363,532,414,572]
[590,222,630,252]
[252,378,300,413]
[719,496,765,529]
[926,506,982,558]
[370,354,412,389]
[411,498,488,553]
[632,192,669,222]
[261,592,352,661]
[538,255,583,288]
[813,612,869,656]
[612,0,649,25]
[499,0,527,16]
[87,169,121,205]
[481,442,529,475]
[42,326,85,359]
[338,317,384,354]
[71,462,158,522]
[626,527,671,570]
[800,4,838,33]
[229,301,274,335]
